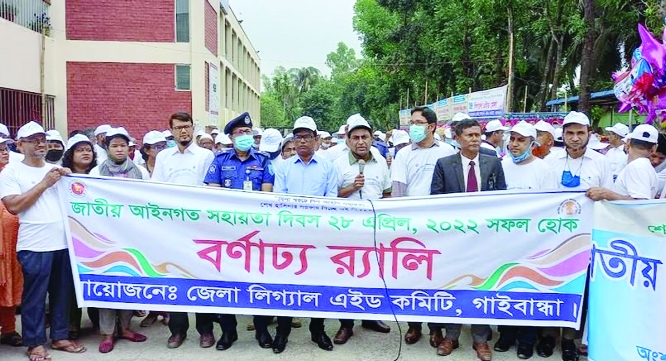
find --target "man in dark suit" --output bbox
[430,118,506,361]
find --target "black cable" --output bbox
[367,198,402,361]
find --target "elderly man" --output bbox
[0,121,86,361]
[93,124,111,163]
[532,120,557,161]
[430,118,505,361]
[332,116,392,345]
[604,123,630,182]
[272,116,337,354]
[151,113,216,350]
[496,122,557,359]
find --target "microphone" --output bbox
[358,159,366,199]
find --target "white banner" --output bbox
[588,201,666,361]
[60,176,591,327]
[468,85,507,118]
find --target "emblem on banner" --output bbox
[558,199,581,216]
[69,182,87,197]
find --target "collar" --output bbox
[460,152,480,164]
[411,140,440,150]
[555,147,596,160]
[293,153,320,165]
[168,141,198,155]
[347,150,375,166]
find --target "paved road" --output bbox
[1,315,586,361]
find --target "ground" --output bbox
[1,315,588,361]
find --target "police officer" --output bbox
[204,112,274,351]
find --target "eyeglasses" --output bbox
[293,135,315,142]
[410,121,430,126]
[172,125,192,131]
[22,137,47,145]
[233,129,253,136]
[152,144,166,151]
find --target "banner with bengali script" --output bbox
[588,201,666,361]
[59,176,592,327]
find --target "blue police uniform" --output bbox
[204,148,274,189]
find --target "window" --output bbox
[176,65,191,90]
[175,0,190,42]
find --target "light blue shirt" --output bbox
[274,153,338,197]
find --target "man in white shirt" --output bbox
[151,113,215,350]
[324,114,385,162]
[391,106,455,198]
[481,119,508,156]
[391,106,455,350]
[542,111,612,361]
[604,123,630,182]
[0,121,85,360]
[93,124,111,164]
[587,124,659,200]
[495,121,557,359]
[532,120,557,161]
[332,117,392,345]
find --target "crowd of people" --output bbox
[0,107,663,361]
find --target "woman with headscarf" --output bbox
[89,127,149,353]
[0,137,23,347]
[61,134,99,339]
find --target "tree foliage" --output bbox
[260,0,663,130]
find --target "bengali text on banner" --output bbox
[59,175,593,327]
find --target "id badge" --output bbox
[243,180,253,191]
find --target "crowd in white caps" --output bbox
[0,108,663,361]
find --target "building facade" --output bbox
[0,0,260,138]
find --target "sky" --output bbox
[228,0,363,78]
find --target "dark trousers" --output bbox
[219,315,271,333]
[168,312,216,336]
[17,249,74,347]
[274,317,322,337]
[407,321,442,332]
[498,326,536,346]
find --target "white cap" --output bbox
[105,127,130,142]
[451,113,472,123]
[331,138,339,144]
[46,130,64,144]
[17,121,46,139]
[129,141,136,147]
[196,129,206,137]
[143,130,167,145]
[347,116,372,135]
[337,125,347,135]
[94,124,112,136]
[0,137,14,145]
[162,130,173,138]
[630,124,659,144]
[199,133,213,142]
[373,130,382,137]
[392,130,409,146]
[563,111,590,127]
[0,124,9,137]
[534,120,556,139]
[318,131,331,139]
[605,123,630,137]
[509,121,537,139]
[293,116,317,132]
[346,114,365,126]
[554,127,563,142]
[587,134,608,150]
[253,127,263,136]
[444,128,453,139]
[211,128,220,135]
[66,134,92,151]
[215,133,232,145]
[485,119,509,133]
[259,128,283,153]
[434,133,442,141]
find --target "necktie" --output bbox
[467,160,478,192]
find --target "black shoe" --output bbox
[311,331,333,351]
[272,334,288,354]
[561,339,578,361]
[517,343,534,359]
[494,335,515,352]
[215,331,238,351]
[255,330,273,349]
[536,336,555,358]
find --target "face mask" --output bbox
[409,124,427,143]
[234,134,255,151]
[510,142,534,164]
[166,140,177,148]
[46,149,64,162]
[320,143,330,150]
[561,170,581,188]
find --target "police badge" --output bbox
[224,179,232,187]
